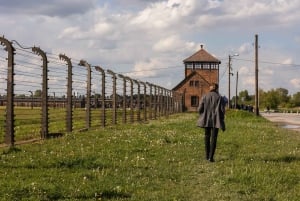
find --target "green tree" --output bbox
[291,92,300,106]
[258,89,266,108]
[34,89,42,97]
[264,89,280,109]
[275,88,290,106]
[16,94,26,98]
[239,90,251,102]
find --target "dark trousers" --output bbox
[204,127,219,160]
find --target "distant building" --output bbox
[173,45,221,111]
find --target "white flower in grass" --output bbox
[114,185,121,193]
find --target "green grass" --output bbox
[0,110,299,200]
[0,106,148,143]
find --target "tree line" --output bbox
[234,88,300,110]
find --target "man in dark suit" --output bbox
[197,83,226,162]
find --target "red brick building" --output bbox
[173,45,221,111]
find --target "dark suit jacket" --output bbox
[197,91,225,130]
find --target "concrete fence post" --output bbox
[107,70,117,125]
[157,86,161,117]
[166,89,170,118]
[79,60,92,129]
[153,85,157,119]
[0,36,15,146]
[125,77,134,123]
[32,47,48,139]
[118,74,127,124]
[162,87,166,117]
[59,54,73,132]
[146,82,153,119]
[133,80,141,122]
[95,66,106,127]
[140,81,147,122]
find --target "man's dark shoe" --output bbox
[208,158,215,162]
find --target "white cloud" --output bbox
[127,58,164,78]
[244,76,255,86]
[58,26,82,39]
[238,43,253,55]
[153,35,180,52]
[282,58,293,65]
[290,78,300,89]
[262,68,274,76]
[94,22,113,36]
[130,0,197,31]
[238,66,250,75]
[152,35,198,53]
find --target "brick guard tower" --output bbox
[173,45,221,111]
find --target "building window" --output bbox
[191,96,199,107]
[190,80,200,87]
[189,80,194,86]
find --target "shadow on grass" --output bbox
[67,190,131,200]
[96,190,131,200]
[9,188,131,200]
[263,156,299,163]
[239,156,299,164]
[0,155,111,170]
[46,132,64,139]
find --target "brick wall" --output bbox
[177,69,219,111]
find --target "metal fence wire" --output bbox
[0,36,183,146]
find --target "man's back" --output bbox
[197,91,225,130]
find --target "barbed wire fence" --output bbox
[0,36,183,147]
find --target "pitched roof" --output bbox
[172,71,210,91]
[183,45,221,63]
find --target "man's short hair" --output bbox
[209,83,219,91]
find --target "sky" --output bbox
[1,0,300,97]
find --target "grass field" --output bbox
[0,110,299,200]
[0,106,148,143]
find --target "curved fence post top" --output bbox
[146,82,152,87]
[32,46,46,57]
[95,66,105,73]
[133,79,140,86]
[0,36,15,52]
[79,60,91,70]
[59,54,72,65]
[124,76,133,84]
[107,69,116,76]
[118,74,126,79]
[139,81,146,87]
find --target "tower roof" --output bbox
[183,45,221,64]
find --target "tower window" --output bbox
[195,64,201,68]
[187,64,193,68]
